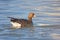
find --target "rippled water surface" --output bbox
[0,0,60,40]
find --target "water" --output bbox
[0,0,60,40]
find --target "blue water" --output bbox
[0,0,60,40]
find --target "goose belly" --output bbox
[11,22,21,28]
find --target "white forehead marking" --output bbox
[33,15,36,17]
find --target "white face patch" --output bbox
[11,22,21,28]
[33,15,36,17]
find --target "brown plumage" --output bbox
[8,12,35,28]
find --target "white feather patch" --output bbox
[11,22,21,28]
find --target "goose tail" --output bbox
[8,17,15,19]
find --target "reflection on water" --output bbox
[0,0,60,40]
[1,24,60,40]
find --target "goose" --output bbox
[8,12,36,28]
